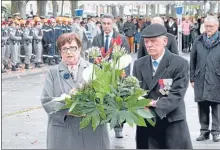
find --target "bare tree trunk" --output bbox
[52,1,58,17]
[151,4,156,17]
[145,4,149,17]
[37,1,47,17]
[61,0,64,16]
[119,5,124,18]
[111,5,117,17]
[11,1,27,18]
[208,2,215,15]
[218,2,220,14]
[156,4,159,16]
[70,0,78,17]
[166,4,170,16]
[170,4,176,17]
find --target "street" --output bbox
[2,53,220,149]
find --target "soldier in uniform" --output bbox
[8,20,22,71]
[71,16,82,38]
[33,17,44,68]
[4,21,11,70]
[62,17,72,33]
[42,18,56,65]
[1,21,9,73]
[23,20,34,69]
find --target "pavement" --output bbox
[2,53,220,149]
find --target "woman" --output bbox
[41,33,110,149]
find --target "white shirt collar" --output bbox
[151,49,165,64]
[104,30,114,38]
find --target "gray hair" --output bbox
[151,17,165,26]
[204,15,219,25]
[101,14,114,20]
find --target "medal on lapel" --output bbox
[158,79,173,95]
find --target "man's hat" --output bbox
[141,24,167,38]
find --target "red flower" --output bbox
[94,57,102,64]
[158,79,164,88]
[101,47,113,58]
[112,35,122,46]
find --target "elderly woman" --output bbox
[41,33,110,149]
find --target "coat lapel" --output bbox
[59,61,75,89]
[148,50,172,94]
[58,58,90,89]
[140,56,153,88]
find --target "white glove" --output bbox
[53,93,71,102]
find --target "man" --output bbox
[166,16,178,37]
[1,21,8,73]
[133,24,192,149]
[92,14,130,138]
[138,17,178,59]
[190,15,220,142]
[123,15,136,53]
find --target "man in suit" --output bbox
[190,15,220,142]
[138,17,178,59]
[166,16,178,36]
[133,24,192,149]
[92,14,130,138]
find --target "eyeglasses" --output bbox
[60,46,79,53]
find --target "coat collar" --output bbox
[141,49,172,94]
[58,57,89,89]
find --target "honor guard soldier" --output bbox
[71,16,81,38]
[62,18,72,33]
[33,17,44,68]
[23,20,34,69]
[2,21,9,73]
[8,20,22,71]
[42,18,56,65]
[4,21,11,70]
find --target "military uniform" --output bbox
[8,27,22,71]
[33,27,43,67]
[1,26,8,72]
[23,27,34,69]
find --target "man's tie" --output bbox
[105,35,109,52]
[152,60,159,76]
[152,60,159,68]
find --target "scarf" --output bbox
[63,59,80,82]
[203,31,219,49]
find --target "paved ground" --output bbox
[2,53,220,149]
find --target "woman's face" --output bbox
[60,40,81,65]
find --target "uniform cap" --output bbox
[141,24,167,38]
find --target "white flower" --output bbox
[138,96,145,100]
[82,64,96,82]
[116,55,132,70]
[53,93,71,102]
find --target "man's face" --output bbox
[127,16,131,22]
[204,21,219,37]
[144,36,167,59]
[101,18,113,34]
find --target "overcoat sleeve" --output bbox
[41,69,68,124]
[190,39,198,82]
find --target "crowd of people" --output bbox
[2,12,220,73]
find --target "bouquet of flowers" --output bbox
[58,35,155,131]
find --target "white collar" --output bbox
[104,30,114,38]
[151,49,165,64]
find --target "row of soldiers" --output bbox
[1,14,101,73]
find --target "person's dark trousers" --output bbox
[182,34,190,52]
[198,101,220,136]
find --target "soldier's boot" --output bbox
[16,63,22,68]
[35,63,44,68]
[25,64,30,69]
[11,65,18,71]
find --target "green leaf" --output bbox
[100,114,112,125]
[130,112,146,127]
[146,118,156,127]
[123,111,134,127]
[115,96,123,103]
[95,92,106,104]
[135,99,151,108]
[92,115,100,131]
[97,105,106,120]
[69,100,79,112]
[136,108,155,119]
[80,117,91,129]
[109,112,118,129]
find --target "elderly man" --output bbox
[92,14,130,138]
[190,15,220,142]
[133,24,192,149]
[138,17,178,59]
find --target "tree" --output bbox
[70,0,78,17]
[52,1,58,17]
[37,1,47,17]
[111,5,117,17]
[208,1,215,15]
[11,1,28,18]
[119,5,124,18]
[166,4,170,16]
